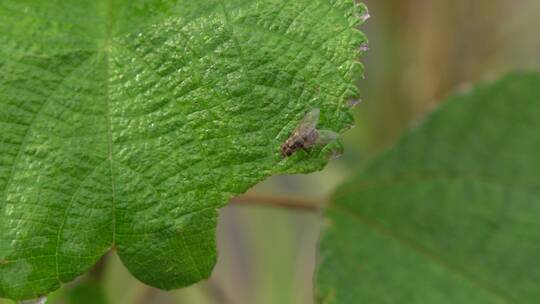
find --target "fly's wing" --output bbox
[316,129,340,144]
[294,108,320,134]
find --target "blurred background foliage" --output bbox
[3,0,540,303]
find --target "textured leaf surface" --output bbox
[0,0,367,300]
[316,73,540,303]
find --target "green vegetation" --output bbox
[0,0,366,301]
[317,73,540,303]
[2,1,539,303]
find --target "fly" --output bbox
[281,108,339,157]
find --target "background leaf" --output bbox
[316,72,540,303]
[0,0,367,300]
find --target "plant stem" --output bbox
[89,252,110,279]
[230,194,326,211]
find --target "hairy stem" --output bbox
[89,252,110,279]
[230,194,327,211]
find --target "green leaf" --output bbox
[0,0,367,300]
[316,72,540,303]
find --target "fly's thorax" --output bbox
[281,144,294,156]
[280,108,334,157]
[281,132,309,156]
